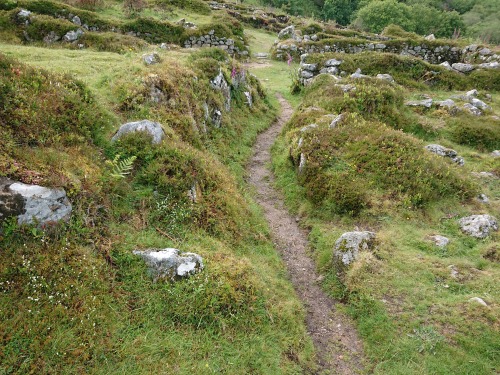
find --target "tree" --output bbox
[353,0,415,33]
[322,0,359,25]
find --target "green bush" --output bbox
[156,0,211,15]
[123,17,185,44]
[449,117,500,152]
[80,32,148,53]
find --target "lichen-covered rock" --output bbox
[350,68,369,79]
[491,150,500,158]
[425,144,464,165]
[133,248,204,280]
[0,178,72,226]
[43,31,60,44]
[435,99,458,114]
[470,98,491,111]
[440,61,453,70]
[111,120,166,144]
[458,215,498,238]
[142,52,161,65]
[244,91,252,107]
[325,58,342,67]
[333,231,376,273]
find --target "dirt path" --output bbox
[247,94,366,374]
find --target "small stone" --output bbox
[63,29,83,42]
[301,63,318,72]
[350,68,369,79]
[72,15,81,26]
[425,34,436,41]
[43,31,60,44]
[329,114,343,129]
[133,248,204,280]
[324,58,342,67]
[470,98,491,111]
[142,52,161,65]
[376,74,394,83]
[425,144,464,165]
[468,297,487,307]
[429,235,449,248]
[406,99,433,108]
[300,70,314,79]
[491,150,500,158]
[17,9,31,19]
[448,265,459,279]
[477,194,489,203]
[333,231,376,272]
[466,89,478,98]
[478,48,491,56]
[319,67,338,75]
[440,61,453,70]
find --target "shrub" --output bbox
[449,117,500,152]
[80,32,148,53]
[155,0,211,15]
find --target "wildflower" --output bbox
[287,53,293,66]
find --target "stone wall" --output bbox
[183,30,248,56]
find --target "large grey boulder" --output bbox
[425,144,464,165]
[452,63,475,73]
[210,70,231,111]
[0,178,72,226]
[112,120,166,144]
[376,74,394,83]
[470,98,491,111]
[458,215,498,238]
[333,231,376,272]
[133,248,204,280]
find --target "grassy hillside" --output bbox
[272,51,500,374]
[0,2,318,369]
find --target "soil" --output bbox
[247,94,366,374]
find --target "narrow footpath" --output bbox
[247,94,366,374]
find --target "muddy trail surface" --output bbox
[247,94,366,374]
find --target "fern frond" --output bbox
[107,154,137,179]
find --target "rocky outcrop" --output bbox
[111,120,166,144]
[0,178,72,226]
[458,215,498,238]
[425,144,464,166]
[133,248,204,280]
[333,231,377,273]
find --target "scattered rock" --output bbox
[17,9,31,19]
[244,91,252,107]
[452,63,475,73]
[440,61,453,70]
[468,297,487,307]
[350,68,369,79]
[478,61,499,69]
[448,265,459,279]
[43,31,60,44]
[471,171,497,179]
[333,231,377,272]
[425,34,436,41]
[142,52,161,65]
[477,194,489,203]
[133,248,204,280]
[425,144,464,165]
[278,25,296,40]
[301,63,317,72]
[491,150,500,158]
[462,103,482,116]
[458,215,498,238]
[63,29,84,42]
[470,98,491,111]
[335,84,356,93]
[72,15,81,26]
[329,114,343,129]
[406,99,433,108]
[111,120,166,144]
[319,67,338,75]
[429,235,449,248]
[435,99,457,114]
[324,58,342,67]
[0,178,72,226]
[465,89,478,98]
[210,70,231,111]
[298,153,306,174]
[376,74,394,83]
[478,47,491,56]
